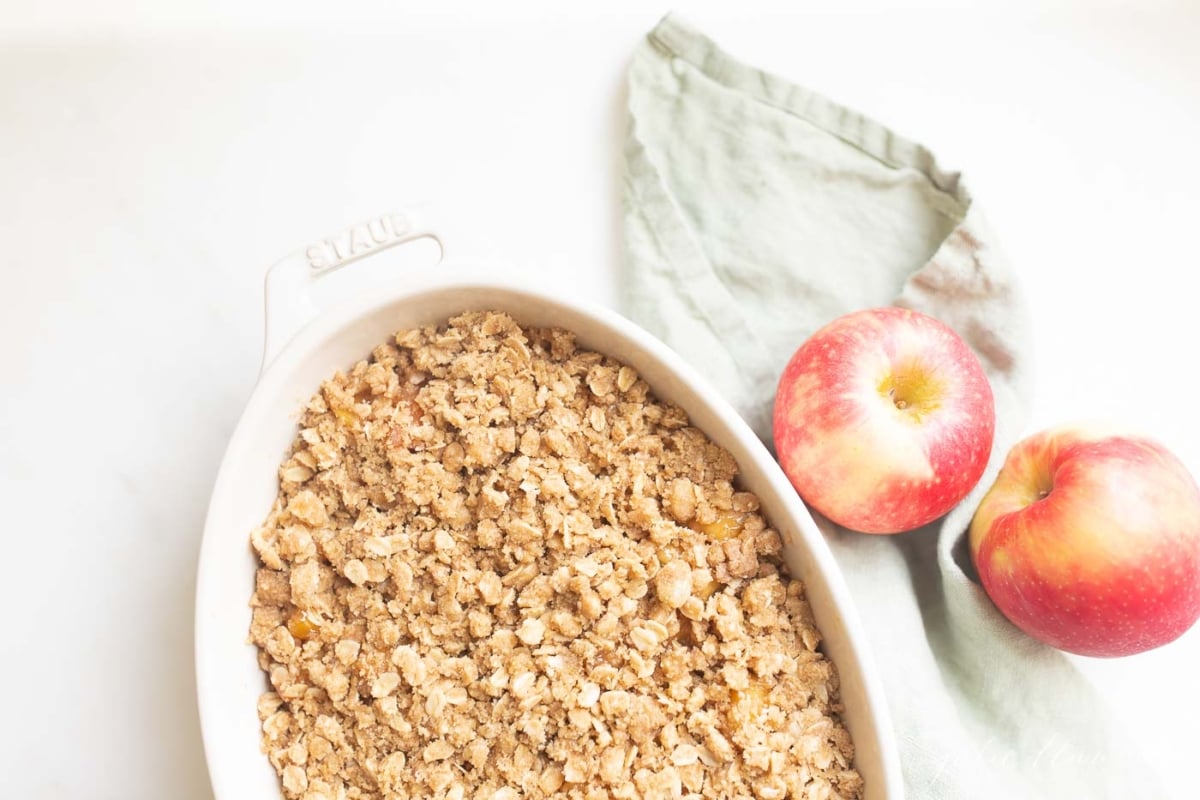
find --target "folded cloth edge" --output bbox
[622,14,1168,800]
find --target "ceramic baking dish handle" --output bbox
[260,211,445,373]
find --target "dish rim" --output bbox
[194,267,903,800]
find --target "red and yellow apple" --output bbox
[970,426,1200,657]
[773,307,995,534]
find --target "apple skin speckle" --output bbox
[773,307,996,534]
[969,427,1200,657]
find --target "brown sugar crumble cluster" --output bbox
[249,311,862,800]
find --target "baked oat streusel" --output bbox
[249,311,862,800]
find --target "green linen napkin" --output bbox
[622,15,1165,799]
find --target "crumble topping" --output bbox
[249,311,862,800]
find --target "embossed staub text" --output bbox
[305,213,413,271]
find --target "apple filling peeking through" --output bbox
[249,311,864,800]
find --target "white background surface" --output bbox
[2,1,1199,797]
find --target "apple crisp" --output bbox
[248,311,862,800]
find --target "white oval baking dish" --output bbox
[194,213,903,799]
